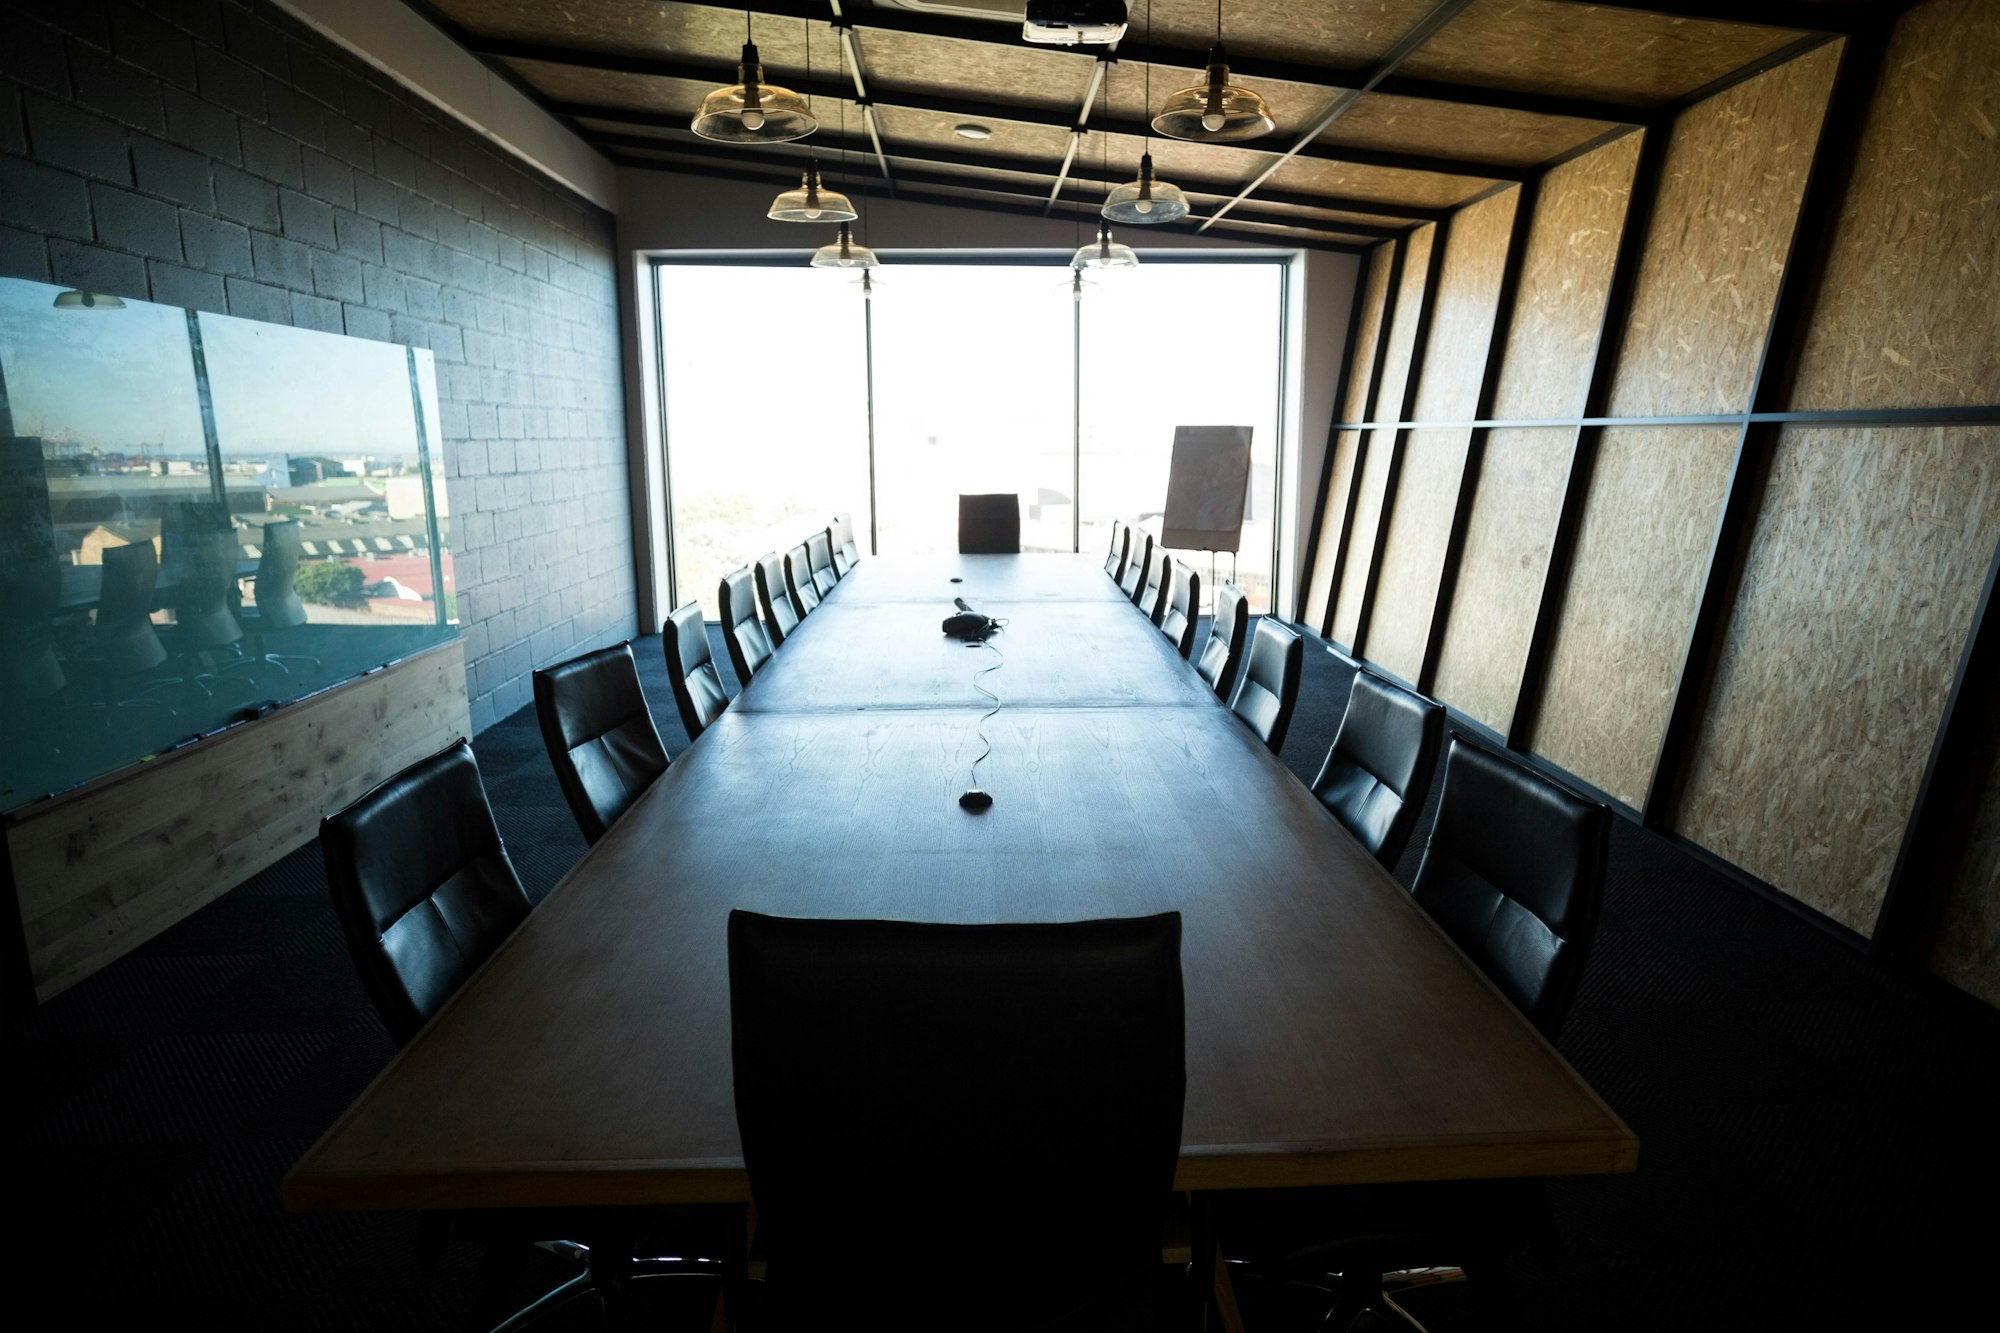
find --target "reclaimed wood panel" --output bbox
[1530,427,1738,809]
[1606,42,1839,417]
[1789,0,2000,410]
[1411,187,1520,423]
[1490,132,1643,419]
[1928,739,2000,1007]
[8,641,470,1000]
[1364,429,1473,684]
[1431,428,1576,735]
[1674,428,2000,935]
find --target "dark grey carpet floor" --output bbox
[13,611,1995,1330]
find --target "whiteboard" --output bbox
[1161,425,1253,553]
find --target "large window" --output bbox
[653,257,1289,614]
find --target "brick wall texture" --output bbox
[0,0,636,733]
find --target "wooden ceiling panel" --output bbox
[872,105,1073,166]
[1085,129,1274,193]
[1139,0,1444,71]
[856,25,1091,119]
[1396,0,1808,106]
[506,60,714,115]
[1098,54,1337,132]
[1267,154,1500,210]
[437,0,815,70]
[1318,92,1621,169]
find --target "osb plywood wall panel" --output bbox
[1789,0,2000,410]
[1674,428,2000,936]
[1305,431,1363,630]
[1490,133,1643,419]
[1927,740,2000,1007]
[1411,188,1520,423]
[1332,428,1397,648]
[1431,428,1577,734]
[1371,224,1438,424]
[1363,429,1474,684]
[1606,43,1839,417]
[1343,244,1397,424]
[1530,427,1739,808]
[10,642,470,999]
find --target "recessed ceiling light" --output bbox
[953,124,993,140]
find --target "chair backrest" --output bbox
[719,565,774,686]
[1311,672,1445,868]
[1119,531,1153,603]
[255,519,308,630]
[729,910,1185,1328]
[1412,738,1609,1040]
[831,512,860,570]
[1229,619,1303,754]
[1103,521,1129,582]
[663,601,729,741]
[1159,561,1199,659]
[957,492,1021,554]
[1140,549,1172,624]
[1195,582,1249,702]
[320,739,529,1046]
[806,530,839,595]
[784,544,821,618]
[755,551,799,646]
[532,642,669,846]
[828,514,855,575]
[96,540,167,675]
[173,522,244,650]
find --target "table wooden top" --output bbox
[286,556,1636,1212]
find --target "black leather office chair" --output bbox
[806,531,839,596]
[1139,549,1172,625]
[322,739,735,1324]
[1119,532,1153,605]
[1229,619,1303,755]
[719,565,774,686]
[755,551,800,647]
[92,541,180,710]
[829,513,858,575]
[241,518,320,675]
[957,493,1021,554]
[1311,673,1445,869]
[784,544,821,618]
[1103,522,1130,583]
[728,909,1186,1332]
[320,738,529,1046]
[169,520,248,696]
[1212,739,1610,1329]
[663,601,729,742]
[1195,582,1249,703]
[1159,561,1200,659]
[532,642,669,846]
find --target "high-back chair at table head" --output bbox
[729,909,1186,1331]
[1312,672,1445,870]
[1229,619,1303,755]
[755,550,800,647]
[720,565,775,685]
[1119,531,1153,605]
[784,544,822,619]
[957,493,1021,554]
[1195,582,1249,702]
[1159,560,1200,659]
[663,601,729,742]
[533,642,669,846]
[806,531,839,596]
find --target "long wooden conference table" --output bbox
[285,554,1636,1215]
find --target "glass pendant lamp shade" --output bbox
[1072,223,1139,270]
[52,289,126,309]
[811,223,879,269]
[1153,44,1274,142]
[1101,153,1189,224]
[693,42,816,143]
[769,165,857,222]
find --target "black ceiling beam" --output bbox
[607,148,1372,256]
[597,131,1402,242]
[555,105,1447,221]
[783,1,1655,124]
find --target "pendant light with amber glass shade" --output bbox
[1152,0,1274,143]
[693,11,817,143]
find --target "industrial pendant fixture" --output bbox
[693,11,816,143]
[1153,0,1274,143]
[1102,4,1189,225]
[811,222,879,269]
[767,28,854,221]
[1075,77,1139,268]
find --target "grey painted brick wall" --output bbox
[0,0,636,733]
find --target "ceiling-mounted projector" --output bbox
[1022,0,1128,46]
